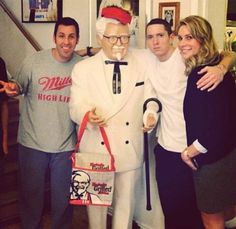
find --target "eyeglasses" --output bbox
[103,35,130,44]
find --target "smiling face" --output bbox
[177,25,201,60]
[53,24,78,62]
[72,172,90,195]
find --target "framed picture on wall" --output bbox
[159,2,180,32]
[226,0,236,27]
[21,0,62,23]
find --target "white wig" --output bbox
[96,17,131,39]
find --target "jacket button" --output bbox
[125,140,129,144]
[126,122,129,126]
[101,141,104,145]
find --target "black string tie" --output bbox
[105,60,128,94]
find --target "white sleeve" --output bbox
[193,139,208,153]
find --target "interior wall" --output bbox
[149,0,227,50]
[0,6,35,76]
[0,0,90,76]
[1,0,90,49]
[204,0,227,50]
[0,0,229,76]
[151,0,191,21]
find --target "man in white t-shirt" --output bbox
[143,18,236,229]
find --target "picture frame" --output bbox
[159,2,180,32]
[226,0,236,27]
[21,0,62,23]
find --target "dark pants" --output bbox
[154,144,204,229]
[18,144,73,229]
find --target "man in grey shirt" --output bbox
[0,17,81,229]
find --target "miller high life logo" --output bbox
[38,76,72,91]
[37,76,71,103]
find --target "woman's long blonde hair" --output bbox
[177,15,220,75]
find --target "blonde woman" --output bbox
[177,15,236,229]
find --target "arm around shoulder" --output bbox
[219,50,236,72]
[196,51,236,91]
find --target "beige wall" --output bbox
[0,0,90,75]
[0,0,228,76]
[149,0,227,50]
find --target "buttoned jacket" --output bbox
[70,49,147,172]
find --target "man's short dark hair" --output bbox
[54,17,80,38]
[146,18,172,35]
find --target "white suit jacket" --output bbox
[69,49,147,172]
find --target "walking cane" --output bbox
[143,98,162,211]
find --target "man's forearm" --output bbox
[219,51,236,72]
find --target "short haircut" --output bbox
[146,18,172,35]
[54,17,80,38]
